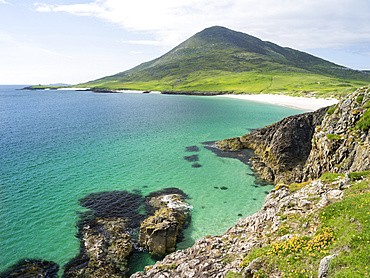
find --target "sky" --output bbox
[0,0,369,85]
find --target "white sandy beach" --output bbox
[219,94,339,112]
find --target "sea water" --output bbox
[0,86,302,273]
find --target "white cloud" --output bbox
[123,40,167,46]
[33,0,370,51]
[130,51,143,54]
[0,0,9,4]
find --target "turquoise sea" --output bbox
[0,85,302,274]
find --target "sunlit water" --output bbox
[0,86,302,273]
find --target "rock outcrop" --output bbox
[139,193,192,258]
[0,259,59,278]
[216,86,370,184]
[216,106,329,184]
[62,188,192,276]
[131,176,349,277]
[300,86,370,180]
[63,217,132,278]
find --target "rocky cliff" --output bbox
[216,86,370,185]
[216,107,329,184]
[300,86,370,180]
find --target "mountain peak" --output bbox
[83,26,370,94]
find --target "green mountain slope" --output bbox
[81,26,370,96]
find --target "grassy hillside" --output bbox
[79,26,370,97]
[238,171,370,277]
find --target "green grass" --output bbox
[326,134,342,140]
[237,171,370,277]
[320,173,345,183]
[356,108,370,132]
[225,272,243,278]
[80,70,367,98]
[327,105,337,115]
[348,171,370,181]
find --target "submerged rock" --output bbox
[186,146,200,152]
[139,192,192,258]
[184,154,199,162]
[0,259,59,278]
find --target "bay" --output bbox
[0,86,302,272]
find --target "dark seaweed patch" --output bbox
[202,141,254,165]
[78,190,145,232]
[238,213,243,217]
[0,259,59,278]
[186,146,199,152]
[192,163,202,168]
[202,141,273,188]
[184,155,199,162]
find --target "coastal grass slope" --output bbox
[240,172,370,278]
[79,26,370,97]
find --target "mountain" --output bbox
[81,26,370,96]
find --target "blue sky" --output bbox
[0,0,369,85]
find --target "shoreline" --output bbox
[218,94,339,112]
[22,85,339,111]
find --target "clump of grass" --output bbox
[356,109,370,132]
[326,134,342,140]
[225,272,243,278]
[356,94,364,104]
[320,173,344,183]
[327,105,337,115]
[348,171,370,181]
[288,181,309,193]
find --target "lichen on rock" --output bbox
[216,86,370,185]
[63,217,132,278]
[216,106,329,184]
[139,192,192,258]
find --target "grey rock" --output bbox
[318,254,337,278]
[244,257,261,277]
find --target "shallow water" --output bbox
[0,86,302,272]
